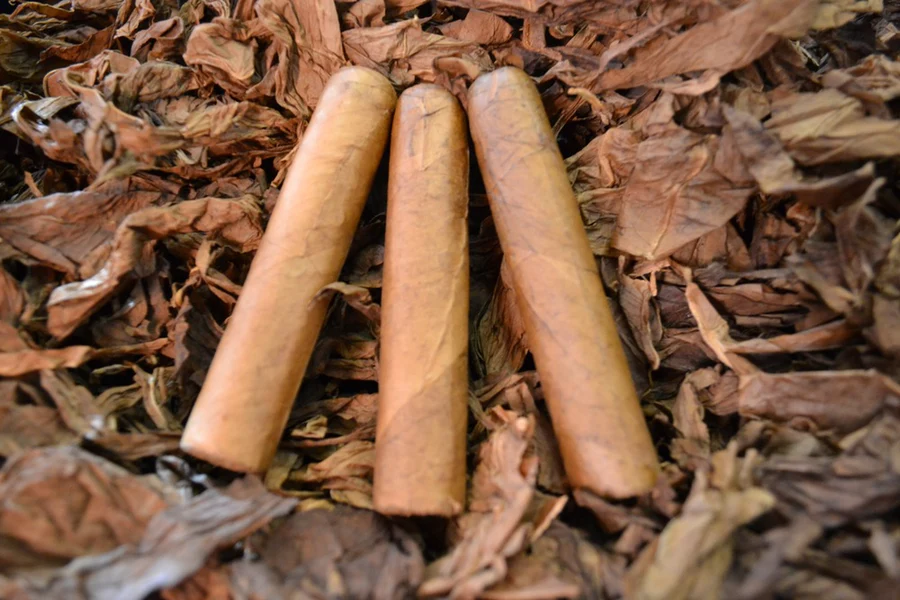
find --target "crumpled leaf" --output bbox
[759,398,900,528]
[473,259,528,379]
[47,195,263,339]
[252,0,345,116]
[20,477,296,600]
[611,100,755,260]
[738,369,900,433]
[258,506,424,599]
[593,0,829,92]
[420,410,551,599]
[183,19,258,96]
[625,444,775,600]
[342,19,492,89]
[439,9,514,46]
[722,105,875,208]
[0,446,173,570]
[0,182,170,278]
[766,89,900,165]
[290,441,375,508]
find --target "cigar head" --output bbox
[398,82,456,104]
[468,66,534,105]
[324,66,397,107]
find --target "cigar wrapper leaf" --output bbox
[180,67,397,473]
[467,67,660,498]
[374,84,470,516]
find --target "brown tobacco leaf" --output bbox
[342,19,492,88]
[722,106,875,208]
[0,446,173,570]
[593,0,824,92]
[315,282,381,326]
[738,370,900,433]
[184,19,258,96]
[439,9,514,46]
[290,441,376,508]
[0,381,78,456]
[23,477,296,600]
[671,369,716,470]
[625,445,775,600]
[257,506,424,599]
[252,0,346,116]
[759,399,900,528]
[611,105,755,260]
[618,270,662,370]
[420,410,544,599]
[473,260,528,379]
[0,183,170,278]
[47,196,263,339]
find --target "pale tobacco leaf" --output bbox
[19,477,296,600]
[811,0,883,30]
[420,410,539,599]
[625,445,775,600]
[683,275,759,376]
[722,105,875,208]
[728,319,858,354]
[738,369,900,433]
[47,195,263,339]
[820,54,900,115]
[766,89,900,165]
[0,446,174,570]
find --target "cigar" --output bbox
[180,67,397,473]
[467,67,659,498]
[374,85,470,516]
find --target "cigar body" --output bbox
[374,85,470,516]
[468,67,659,498]
[180,67,396,473]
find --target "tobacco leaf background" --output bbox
[1,0,900,598]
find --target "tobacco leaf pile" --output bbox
[1,0,900,598]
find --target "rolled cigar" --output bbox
[467,67,659,498]
[180,67,397,473]
[374,85,470,516]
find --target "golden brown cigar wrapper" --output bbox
[468,67,659,498]
[180,67,397,473]
[374,84,470,516]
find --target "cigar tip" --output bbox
[469,66,532,94]
[398,83,456,103]
[330,65,397,100]
[179,433,268,474]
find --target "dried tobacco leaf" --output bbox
[21,478,295,600]
[0,446,173,570]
